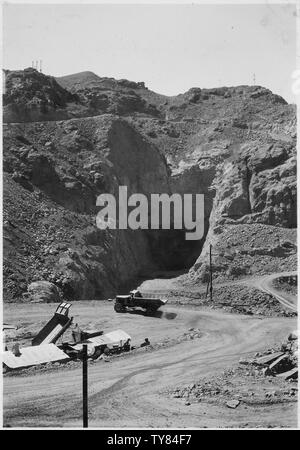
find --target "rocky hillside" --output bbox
[2,69,297,302]
[3,68,80,123]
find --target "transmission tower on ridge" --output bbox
[31,60,42,72]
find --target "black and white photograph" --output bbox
[1,0,298,431]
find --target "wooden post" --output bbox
[209,244,213,301]
[82,344,88,428]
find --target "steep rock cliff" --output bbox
[3,70,297,301]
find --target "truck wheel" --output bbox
[114,303,126,313]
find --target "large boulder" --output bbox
[27,281,60,303]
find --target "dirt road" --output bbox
[3,300,297,428]
[246,272,297,312]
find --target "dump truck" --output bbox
[114,289,167,314]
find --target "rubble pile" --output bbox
[166,333,298,408]
[240,331,298,380]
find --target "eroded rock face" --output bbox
[187,156,296,283]
[3,115,172,300]
[2,69,297,301]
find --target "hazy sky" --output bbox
[2,2,297,103]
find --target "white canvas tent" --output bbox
[2,343,70,369]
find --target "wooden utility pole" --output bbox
[205,277,209,298]
[82,344,88,428]
[209,244,213,301]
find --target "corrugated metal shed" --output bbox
[2,343,70,369]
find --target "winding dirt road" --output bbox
[245,272,297,312]
[139,271,298,311]
[3,292,297,428]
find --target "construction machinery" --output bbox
[114,289,167,314]
[31,302,73,346]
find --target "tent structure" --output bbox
[2,343,70,369]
